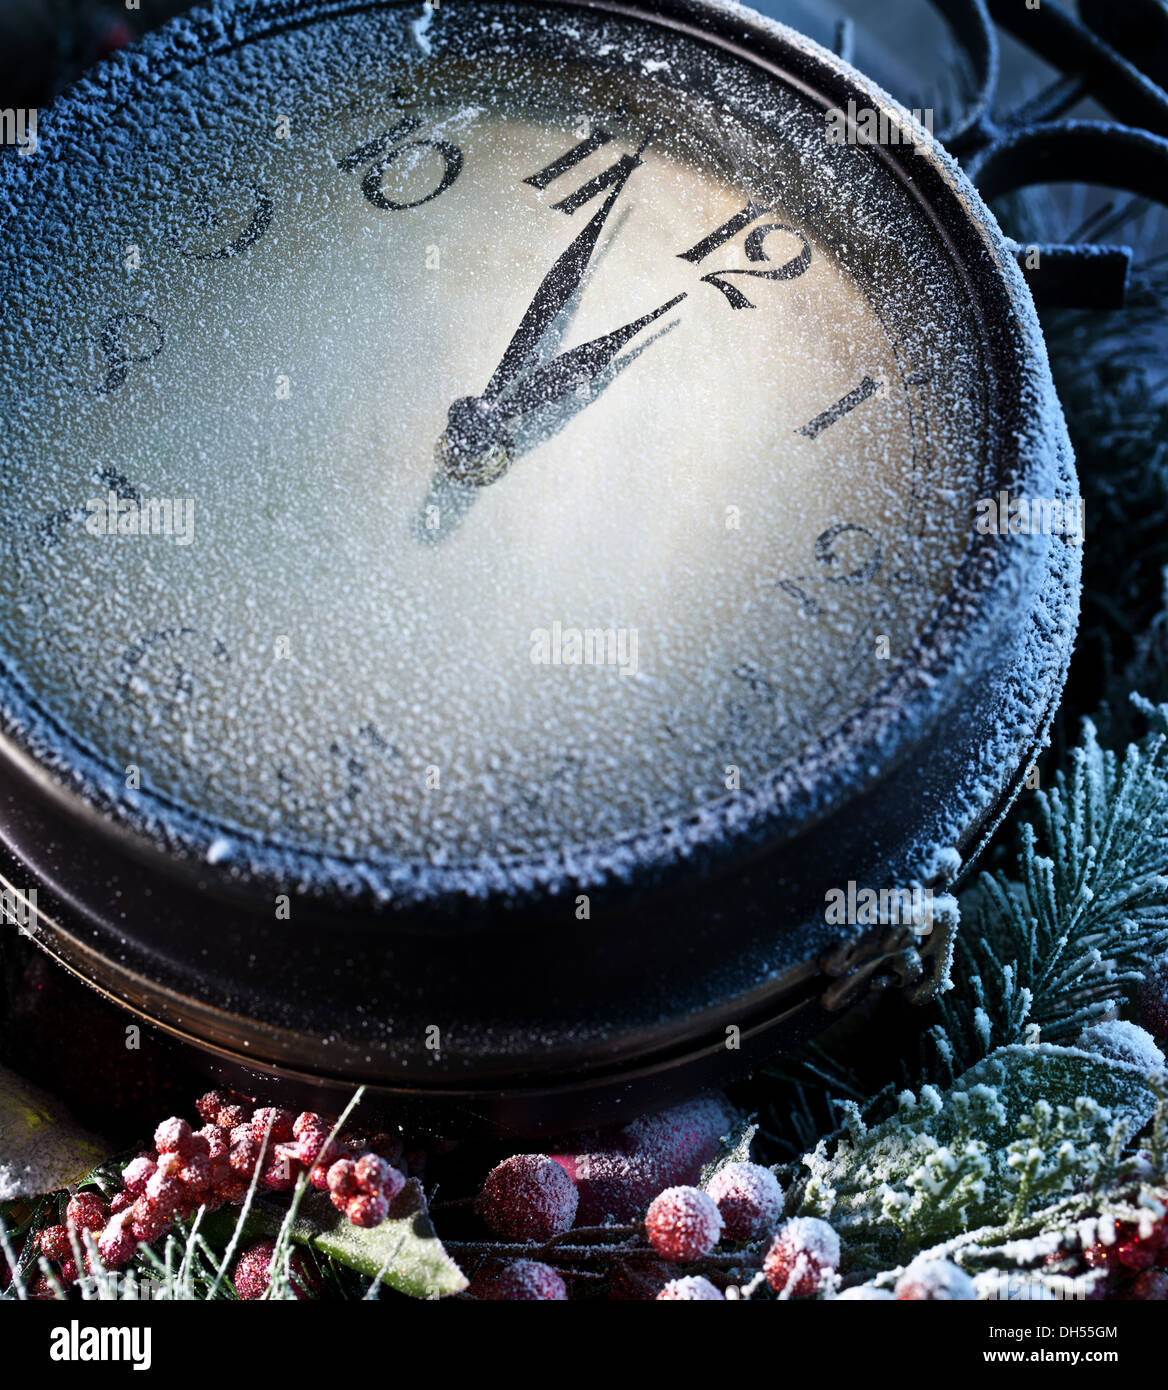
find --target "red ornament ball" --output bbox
[470,1258,568,1301]
[763,1217,840,1297]
[477,1154,579,1242]
[657,1275,723,1300]
[705,1162,783,1242]
[232,1240,315,1300]
[644,1186,723,1262]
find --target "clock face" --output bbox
[0,2,989,868]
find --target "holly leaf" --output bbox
[0,1064,110,1201]
[279,1182,466,1298]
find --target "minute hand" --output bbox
[481,134,651,401]
[499,293,688,420]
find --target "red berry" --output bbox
[144,1170,185,1216]
[38,1225,70,1260]
[251,1107,295,1143]
[199,1125,229,1159]
[180,1154,213,1193]
[354,1153,391,1194]
[129,1199,168,1243]
[309,1164,331,1191]
[120,1156,156,1196]
[228,1136,260,1177]
[1133,1269,1168,1300]
[297,1130,342,1168]
[347,1193,389,1228]
[156,1152,184,1181]
[154,1117,194,1155]
[216,1104,248,1130]
[327,1158,358,1199]
[97,1213,136,1269]
[895,1259,977,1300]
[58,1258,78,1284]
[658,1275,723,1300]
[763,1217,840,1297]
[469,1258,567,1301]
[66,1192,107,1234]
[262,1155,298,1192]
[477,1154,579,1242]
[1117,1237,1157,1272]
[110,1192,133,1215]
[644,1186,722,1262]
[195,1091,228,1123]
[293,1111,328,1140]
[705,1162,783,1242]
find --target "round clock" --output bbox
[0,0,1079,1132]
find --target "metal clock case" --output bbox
[0,0,1079,1132]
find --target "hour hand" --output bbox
[482,133,651,402]
[437,292,687,486]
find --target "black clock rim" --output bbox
[0,0,1074,923]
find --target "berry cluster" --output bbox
[1079,1215,1168,1299]
[33,1090,408,1292]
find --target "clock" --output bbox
[0,0,1079,1132]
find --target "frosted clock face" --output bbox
[0,2,987,868]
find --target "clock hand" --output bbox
[437,293,687,487]
[481,132,651,403]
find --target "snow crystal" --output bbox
[1078,1020,1166,1073]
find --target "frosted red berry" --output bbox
[354,1153,392,1194]
[228,1136,260,1177]
[763,1217,840,1297]
[262,1155,298,1192]
[97,1212,137,1269]
[154,1117,195,1155]
[705,1162,783,1242]
[293,1111,328,1140]
[156,1152,184,1181]
[110,1191,133,1215]
[658,1275,723,1300]
[327,1158,358,1199]
[470,1258,567,1301]
[121,1156,156,1196]
[216,1104,248,1130]
[180,1154,213,1193]
[195,1091,228,1123]
[644,1186,723,1262]
[477,1154,579,1242]
[38,1224,70,1260]
[65,1192,108,1234]
[144,1169,185,1217]
[297,1130,342,1168]
[347,1192,389,1228]
[251,1107,295,1143]
[130,1199,168,1243]
[199,1125,229,1159]
[59,1258,78,1284]
[895,1258,977,1300]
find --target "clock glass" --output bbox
[0,2,987,872]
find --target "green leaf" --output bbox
[0,1064,110,1201]
[251,1182,466,1299]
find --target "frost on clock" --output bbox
[0,0,1069,888]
